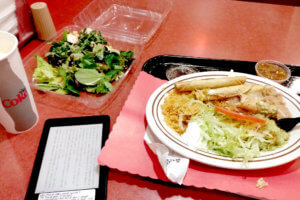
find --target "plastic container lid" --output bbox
[73,0,172,45]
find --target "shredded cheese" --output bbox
[256,178,268,188]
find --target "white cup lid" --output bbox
[0,30,17,61]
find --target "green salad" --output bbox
[33,28,134,96]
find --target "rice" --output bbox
[161,90,202,134]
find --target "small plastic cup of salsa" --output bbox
[255,60,291,84]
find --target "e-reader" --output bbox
[25,115,110,200]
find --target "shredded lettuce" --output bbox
[181,101,289,162]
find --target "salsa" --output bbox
[257,62,287,80]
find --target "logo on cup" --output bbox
[2,88,28,108]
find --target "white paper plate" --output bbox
[146,71,300,170]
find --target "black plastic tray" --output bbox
[142,55,300,90]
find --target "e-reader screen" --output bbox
[25,116,109,200]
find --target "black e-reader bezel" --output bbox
[25,115,110,200]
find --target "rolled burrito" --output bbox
[175,76,246,92]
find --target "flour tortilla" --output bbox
[193,83,259,101]
[193,83,291,118]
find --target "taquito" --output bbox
[175,76,246,92]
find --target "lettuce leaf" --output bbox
[33,55,59,82]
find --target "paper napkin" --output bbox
[144,126,189,184]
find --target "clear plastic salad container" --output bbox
[23,0,172,114]
[74,0,172,45]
